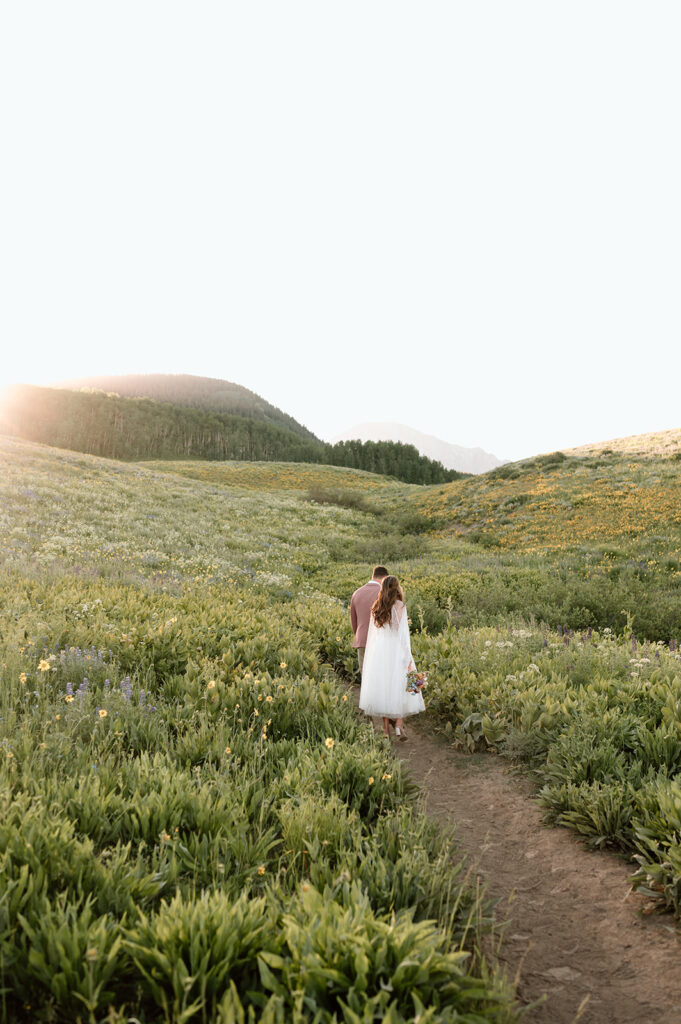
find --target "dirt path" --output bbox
[386,714,681,1024]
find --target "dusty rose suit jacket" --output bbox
[350,580,382,648]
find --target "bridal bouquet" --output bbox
[406,670,428,694]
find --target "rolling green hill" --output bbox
[57,372,320,441]
[0,384,465,485]
[0,383,322,463]
[411,447,681,553]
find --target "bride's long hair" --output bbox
[372,575,404,628]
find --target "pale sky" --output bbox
[1,3,679,461]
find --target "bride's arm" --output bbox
[398,604,416,672]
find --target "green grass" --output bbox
[142,457,408,497]
[7,423,681,1020]
[412,620,681,913]
[0,435,516,1022]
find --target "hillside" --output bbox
[412,448,681,553]
[0,383,321,463]
[4,437,681,1018]
[0,434,519,1019]
[332,421,503,474]
[562,426,681,458]
[144,458,408,498]
[57,372,319,441]
[0,385,465,485]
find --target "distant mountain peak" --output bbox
[330,422,502,475]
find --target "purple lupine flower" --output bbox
[66,681,73,696]
[104,678,110,692]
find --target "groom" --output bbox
[350,565,388,676]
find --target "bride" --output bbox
[359,575,425,739]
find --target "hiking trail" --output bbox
[388,714,681,1023]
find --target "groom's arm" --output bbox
[350,594,358,634]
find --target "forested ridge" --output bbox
[56,372,320,441]
[0,385,465,484]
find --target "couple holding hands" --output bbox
[350,566,426,740]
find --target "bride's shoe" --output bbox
[395,726,408,742]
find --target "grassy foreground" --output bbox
[0,437,516,1022]
[6,429,681,1019]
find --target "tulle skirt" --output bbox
[359,625,425,719]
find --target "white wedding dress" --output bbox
[359,601,426,719]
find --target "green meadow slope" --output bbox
[0,435,516,1022]
[5,430,681,1020]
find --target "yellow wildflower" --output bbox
[19,673,27,684]
[280,662,287,669]
[207,680,216,690]
[65,695,74,703]
[257,864,266,876]
[265,695,273,703]
[39,743,47,749]
[98,709,108,718]
[225,747,231,754]
[38,659,50,672]
[55,714,61,720]
[381,773,392,781]
[324,737,335,750]
[368,776,374,785]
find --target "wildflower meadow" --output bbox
[0,437,516,1022]
[4,431,681,1019]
